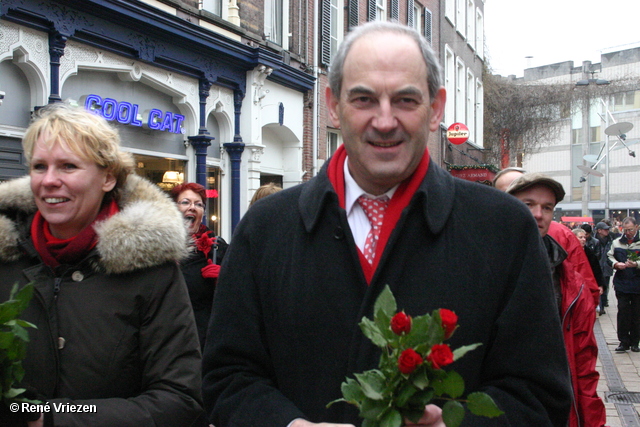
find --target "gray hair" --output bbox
[328,21,442,101]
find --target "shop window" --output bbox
[133,154,185,192]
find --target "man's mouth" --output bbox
[44,197,70,204]
[369,140,402,148]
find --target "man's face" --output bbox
[512,185,557,237]
[326,31,445,195]
[596,228,610,238]
[622,223,638,240]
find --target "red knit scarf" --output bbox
[327,145,430,283]
[31,199,120,268]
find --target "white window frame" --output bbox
[444,45,455,125]
[413,3,423,34]
[200,0,224,17]
[376,0,386,21]
[456,0,465,35]
[475,79,484,147]
[327,130,342,156]
[475,8,484,58]
[455,58,466,123]
[265,0,289,49]
[466,0,474,46]
[330,0,344,62]
[466,69,475,140]
[445,0,455,25]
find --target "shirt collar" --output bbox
[344,156,397,216]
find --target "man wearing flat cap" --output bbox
[507,173,606,427]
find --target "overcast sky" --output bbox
[484,0,640,77]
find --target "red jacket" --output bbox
[549,221,600,308]
[548,234,606,427]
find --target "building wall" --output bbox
[520,48,640,223]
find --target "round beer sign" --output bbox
[447,123,469,145]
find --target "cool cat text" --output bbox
[21,402,98,413]
[82,94,185,134]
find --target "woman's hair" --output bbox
[170,182,207,204]
[572,228,586,238]
[22,103,135,199]
[249,183,282,207]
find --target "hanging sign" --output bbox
[447,123,469,145]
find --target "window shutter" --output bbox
[321,0,331,66]
[391,0,399,21]
[348,0,359,29]
[407,0,414,27]
[368,0,376,21]
[424,8,432,44]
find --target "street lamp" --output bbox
[575,77,610,217]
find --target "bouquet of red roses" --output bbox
[328,285,502,427]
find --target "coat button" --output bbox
[58,337,66,349]
[333,226,345,240]
[71,271,84,282]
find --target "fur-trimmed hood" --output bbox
[0,174,188,274]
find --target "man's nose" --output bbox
[372,100,397,132]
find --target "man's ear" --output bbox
[326,86,341,128]
[428,87,446,133]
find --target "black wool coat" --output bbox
[203,161,572,427]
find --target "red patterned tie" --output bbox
[357,195,390,264]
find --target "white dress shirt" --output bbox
[344,158,397,252]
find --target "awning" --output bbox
[561,216,594,223]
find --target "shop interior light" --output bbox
[162,171,183,183]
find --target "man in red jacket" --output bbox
[507,173,606,427]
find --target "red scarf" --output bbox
[31,199,120,268]
[327,145,430,283]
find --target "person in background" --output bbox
[0,103,202,426]
[491,166,527,191]
[506,173,606,427]
[595,222,614,314]
[170,182,228,350]
[573,227,607,314]
[581,224,600,254]
[493,167,601,306]
[249,182,283,207]
[608,217,640,353]
[203,21,571,427]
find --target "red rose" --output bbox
[398,348,423,375]
[440,309,458,339]
[195,233,215,258]
[427,344,454,370]
[390,312,412,335]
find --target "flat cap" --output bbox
[506,172,565,204]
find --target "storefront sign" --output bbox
[82,94,185,134]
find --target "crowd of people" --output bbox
[3,20,640,427]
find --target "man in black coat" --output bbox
[202,21,571,427]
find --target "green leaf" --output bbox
[379,408,403,427]
[341,378,366,404]
[407,388,434,409]
[3,387,26,399]
[411,366,430,390]
[442,400,465,427]
[359,396,391,420]
[355,370,386,400]
[374,285,397,319]
[430,370,464,398]
[394,380,418,407]
[360,317,388,348]
[467,392,504,417]
[452,343,482,361]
